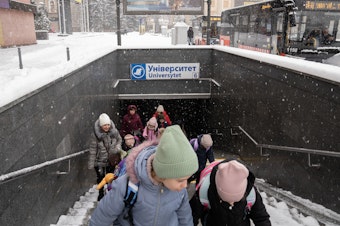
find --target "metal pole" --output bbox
[66,47,70,61]
[18,48,23,69]
[86,0,90,32]
[80,1,84,32]
[57,0,62,33]
[206,0,211,45]
[62,0,66,34]
[116,0,121,45]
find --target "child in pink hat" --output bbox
[143,117,159,142]
[190,159,271,226]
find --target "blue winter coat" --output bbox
[89,145,194,226]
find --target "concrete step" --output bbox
[51,185,98,226]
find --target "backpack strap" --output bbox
[190,138,199,151]
[122,178,139,226]
[196,160,222,208]
[124,180,139,206]
[245,187,256,212]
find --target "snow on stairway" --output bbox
[50,185,98,226]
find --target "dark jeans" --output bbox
[95,165,114,201]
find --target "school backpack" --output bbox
[190,138,199,151]
[112,145,163,226]
[196,160,256,212]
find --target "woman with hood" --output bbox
[88,113,122,201]
[120,105,144,138]
[89,125,198,226]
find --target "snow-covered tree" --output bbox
[34,2,51,31]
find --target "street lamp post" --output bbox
[206,0,211,45]
[116,0,121,45]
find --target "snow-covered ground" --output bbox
[1,31,339,108]
[0,32,174,108]
[51,181,339,226]
[1,32,339,225]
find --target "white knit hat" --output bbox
[99,113,111,126]
[157,105,164,113]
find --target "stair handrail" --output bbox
[233,126,340,167]
[0,149,89,184]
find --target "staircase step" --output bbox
[53,215,86,225]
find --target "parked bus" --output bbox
[192,16,221,45]
[219,0,340,62]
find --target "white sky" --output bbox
[1,32,339,225]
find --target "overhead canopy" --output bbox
[112,78,220,99]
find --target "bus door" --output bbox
[220,12,237,46]
[274,12,285,55]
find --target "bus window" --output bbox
[277,13,284,32]
[219,0,340,62]
[299,15,307,41]
[266,22,271,34]
[289,12,305,41]
[249,14,257,34]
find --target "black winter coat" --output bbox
[190,160,271,226]
[195,135,215,172]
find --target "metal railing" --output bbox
[0,149,89,184]
[232,126,340,167]
[255,179,340,225]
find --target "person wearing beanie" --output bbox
[152,104,172,125]
[122,133,140,152]
[88,113,122,201]
[142,117,159,142]
[190,159,271,226]
[90,125,198,226]
[157,113,168,128]
[120,104,144,138]
[188,134,215,185]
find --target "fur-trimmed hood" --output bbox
[94,119,117,140]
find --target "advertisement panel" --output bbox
[130,63,200,80]
[304,1,340,11]
[123,0,204,15]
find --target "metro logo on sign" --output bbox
[131,64,146,80]
[130,63,200,80]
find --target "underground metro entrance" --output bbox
[117,99,212,139]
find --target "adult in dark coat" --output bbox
[187,27,194,45]
[190,159,271,226]
[120,105,144,138]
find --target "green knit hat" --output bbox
[153,125,198,179]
